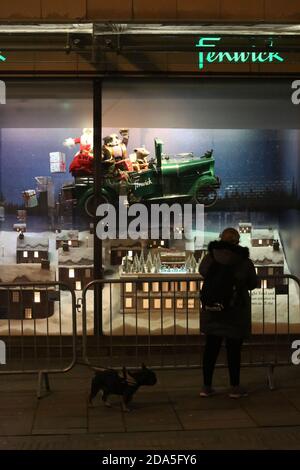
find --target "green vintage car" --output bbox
[60,139,221,217]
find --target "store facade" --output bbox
[1,5,300,337]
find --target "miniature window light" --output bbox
[12,291,19,303]
[125,298,133,308]
[34,251,39,258]
[76,281,82,291]
[24,308,32,319]
[125,283,133,293]
[68,240,72,246]
[165,299,172,309]
[261,280,268,289]
[154,299,161,309]
[143,282,149,292]
[34,292,41,303]
[69,268,75,278]
[143,299,149,309]
[188,298,195,309]
[152,282,159,292]
[176,299,184,309]
[258,240,263,245]
[23,251,28,258]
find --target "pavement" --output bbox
[1,365,300,449]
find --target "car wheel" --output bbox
[194,187,218,207]
[84,193,109,218]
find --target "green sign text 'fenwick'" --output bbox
[196,37,284,70]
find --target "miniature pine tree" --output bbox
[123,256,130,273]
[190,254,197,273]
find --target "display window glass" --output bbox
[0,80,93,328]
[101,78,300,336]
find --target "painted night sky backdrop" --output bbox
[0,78,299,205]
[0,127,299,205]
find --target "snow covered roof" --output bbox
[0,264,55,283]
[17,235,49,251]
[251,229,274,240]
[58,247,93,267]
[239,222,252,227]
[250,246,284,265]
[56,230,79,241]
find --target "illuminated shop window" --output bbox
[180,282,187,292]
[34,292,41,303]
[188,299,195,309]
[34,251,39,258]
[125,297,133,308]
[24,308,32,319]
[165,298,172,309]
[85,269,91,278]
[125,282,133,293]
[176,299,184,309]
[75,281,82,291]
[143,282,149,292]
[69,268,75,278]
[12,291,19,303]
[23,251,28,258]
[143,299,149,309]
[154,299,161,309]
[268,267,274,275]
[189,281,197,292]
[162,282,169,292]
[152,282,159,292]
[261,280,268,289]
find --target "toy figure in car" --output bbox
[102,129,133,179]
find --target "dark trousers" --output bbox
[203,334,243,387]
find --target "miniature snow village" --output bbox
[0,127,299,336]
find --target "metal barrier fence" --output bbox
[81,275,300,389]
[0,281,77,398]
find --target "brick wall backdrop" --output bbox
[0,0,300,22]
[1,1,300,74]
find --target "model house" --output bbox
[251,245,286,293]
[0,265,56,320]
[239,222,252,234]
[251,229,274,247]
[120,250,202,315]
[56,229,79,249]
[16,235,49,264]
[58,246,93,290]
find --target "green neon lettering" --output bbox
[268,52,284,62]
[196,36,285,70]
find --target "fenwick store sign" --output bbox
[196,37,284,70]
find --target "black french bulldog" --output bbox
[89,364,157,411]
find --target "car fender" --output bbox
[78,186,117,209]
[189,175,220,196]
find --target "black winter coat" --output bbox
[199,240,258,339]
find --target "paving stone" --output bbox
[177,407,256,430]
[33,391,87,434]
[0,391,36,435]
[242,390,300,426]
[123,403,182,432]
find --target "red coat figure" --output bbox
[64,128,94,176]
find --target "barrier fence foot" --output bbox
[37,372,51,399]
[267,365,276,390]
